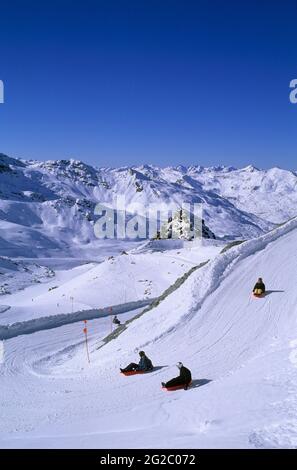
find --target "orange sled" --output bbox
[253,293,265,298]
[121,369,154,376]
[162,381,192,391]
[121,370,145,376]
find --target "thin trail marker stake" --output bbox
[110,307,113,334]
[83,320,90,364]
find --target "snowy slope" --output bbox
[3,154,297,259]
[0,239,223,324]
[96,217,297,359]
[1,218,297,448]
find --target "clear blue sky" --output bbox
[0,0,296,169]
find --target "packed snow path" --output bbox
[1,220,297,448]
[0,298,155,340]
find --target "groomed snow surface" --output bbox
[1,222,297,448]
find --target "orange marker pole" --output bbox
[110,307,113,334]
[83,320,90,364]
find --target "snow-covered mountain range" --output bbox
[1,152,297,257]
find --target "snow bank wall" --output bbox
[0,298,155,340]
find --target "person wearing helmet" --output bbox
[253,277,266,296]
[120,351,153,373]
[162,362,192,389]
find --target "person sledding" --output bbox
[253,277,266,296]
[120,351,153,373]
[113,315,121,326]
[162,362,192,390]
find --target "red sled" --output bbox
[121,369,154,376]
[121,370,145,376]
[162,381,192,391]
[253,293,265,298]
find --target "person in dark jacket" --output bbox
[120,351,153,373]
[113,315,121,326]
[162,362,192,389]
[253,277,266,295]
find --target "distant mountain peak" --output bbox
[0,153,26,168]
